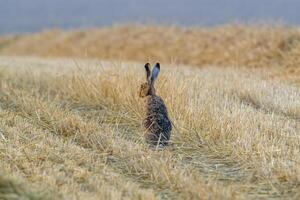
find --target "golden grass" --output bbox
[1,24,300,87]
[0,24,300,69]
[0,56,299,199]
[0,174,55,200]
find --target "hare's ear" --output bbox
[144,63,151,82]
[151,63,160,85]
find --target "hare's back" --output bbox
[144,95,172,145]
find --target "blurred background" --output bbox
[1,0,300,35]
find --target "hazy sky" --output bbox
[0,0,299,34]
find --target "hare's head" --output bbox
[139,63,160,98]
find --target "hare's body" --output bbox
[144,95,172,146]
[139,63,172,146]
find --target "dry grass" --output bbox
[0,56,299,199]
[0,23,300,199]
[0,174,55,200]
[1,24,300,87]
[1,24,300,69]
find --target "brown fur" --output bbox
[139,63,172,146]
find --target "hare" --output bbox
[139,63,172,146]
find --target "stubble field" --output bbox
[0,25,300,199]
